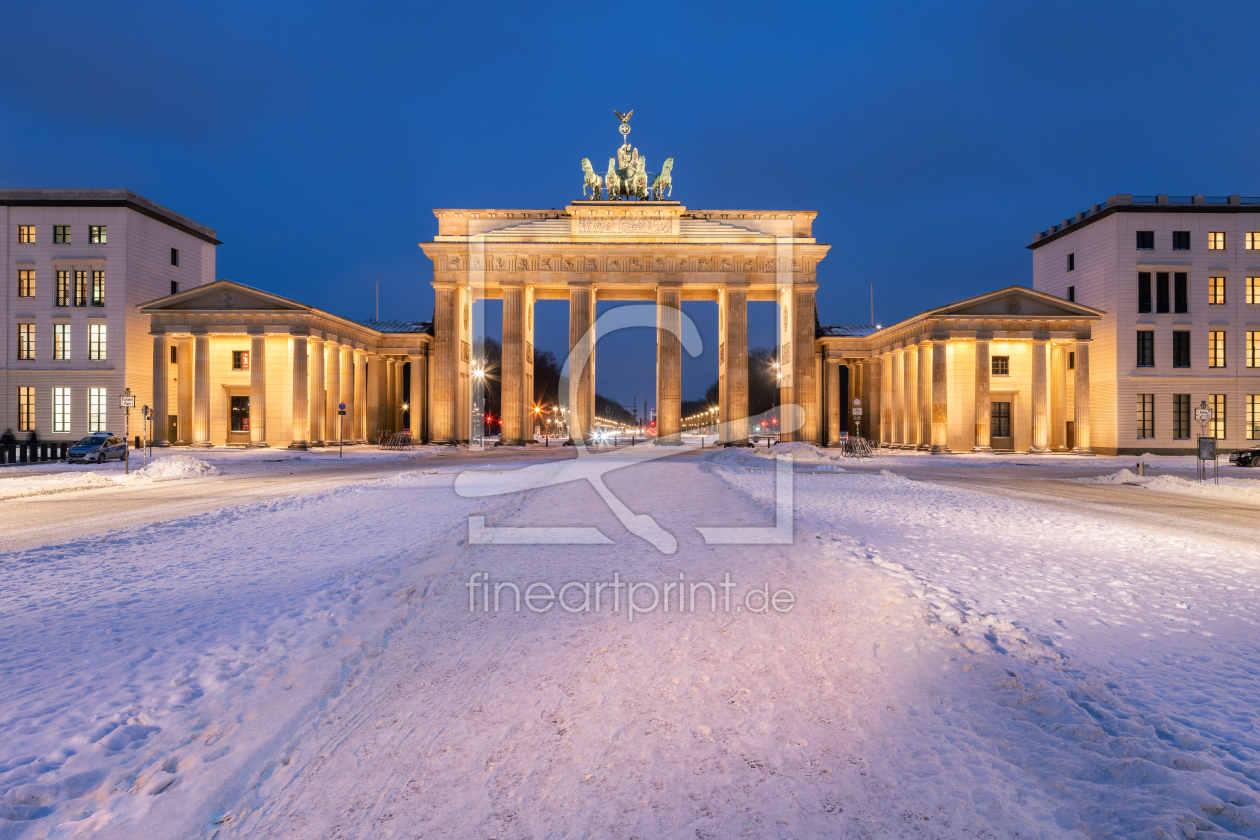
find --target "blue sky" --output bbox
[4,1,1259,404]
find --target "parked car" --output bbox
[1228,447,1260,467]
[67,433,128,464]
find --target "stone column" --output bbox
[972,339,991,451]
[353,350,367,443]
[151,333,170,446]
[410,352,425,439]
[249,333,267,446]
[192,333,211,446]
[366,353,380,443]
[654,284,681,444]
[1030,338,1050,452]
[326,342,341,444]
[889,351,903,447]
[864,358,880,443]
[794,287,819,443]
[431,284,457,443]
[903,346,918,448]
[394,358,406,434]
[309,338,325,446]
[501,282,527,445]
[290,336,309,449]
[876,356,890,445]
[177,336,193,445]
[1073,341,1092,454]
[930,339,950,453]
[719,286,749,445]
[917,342,931,450]
[570,283,598,443]
[1051,344,1067,451]
[383,358,395,434]
[826,362,841,446]
[341,346,354,444]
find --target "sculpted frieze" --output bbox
[577,217,672,234]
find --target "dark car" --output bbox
[1228,447,1260,467]
[67,433,128,464]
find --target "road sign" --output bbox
[119,394,136,408]
[852,398,862,406]
[1198,436,1216,460]
[852,407,863,416]
[338,402,347,411]
[1194,407,1212,422]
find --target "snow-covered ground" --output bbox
[1,446,1259,838]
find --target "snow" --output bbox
[2,451,1259,837]
[1085,467,1260,503]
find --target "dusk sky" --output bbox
[5,1,1260,405]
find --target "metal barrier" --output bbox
[0,441,71,465]
[840,436,876,458]
[381,431,413,450]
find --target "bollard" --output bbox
[1136,462,1146,477]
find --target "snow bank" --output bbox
[125,455,223,483]
[1084,468,1260,503]
[695,441,847,470]
[0,470,118,500]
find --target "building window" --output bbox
[230,395,250,431]
[1067,285,1075,302]
[232,350,250,370]
[1173,331,1191,368]
[1208,231,1226,250]
[53,324,71,361]
[74,270,88,307]
[1175,272,1188,313]
[1172,231,1190,250]
[53,387,70,433]
[89,225,106,244]
[1136,394,1154,440]
[89,387,107,432]
[91,270,105,306]
[1248,276,1259,305]
[171,248,179,267]
[170,345,177,364]
[89,324,106,360]
[1249,395,1260,441]
[17,225,35,244]
[53,225,71,244]
[1209,331,1227,368]
[56,270,69,307]
[171,280,179,295]
[18,324,34,360]
[18,270,34,297]
[1249,232,1260,250]
[1249,331,1259,368]
[1136,231,1154,250]
[1173,394,1190,440]
[1137,331,1154,367]
[991,356,1009,376]
[1069,351,1075,369]
[1156,272,1170,313]
[1138,272,1152,313]
[17,387,34,432]
[1209,275,1227,305]
[1067,253,1075,272]
[1210,394,1227,439]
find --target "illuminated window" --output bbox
[17,225,35,244]
[74,270,88,307]
[1248,276,1258,305]
[1209,276,1226,305]
[1249,232,1260,250]
[17,324,34,360]
[1173,331,1190,368]
[18,270,34,297]
[991,356,1009,376]
[1136,394,1154,439]
[1173,394,1190,440]
[1249,395,1260,441]
[1209,331,1227,368]
[1136,231,1154,250]
[53,324,71,360]
[1210,394,1227,439]
[89,388,107,432]
[91,270,105,306]
[1172,231,1190,250]
[89,324,106,360]
[1249,331,1259,369]
[17,387,34,431]
[53,225,70,244]
[89,225,106,244]
[56,270,69,307]
[1136,331,1154,367]
[232,350,250,370]
[53,387,70,433]
[1208,231,1226,250]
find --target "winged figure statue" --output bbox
[614,109,633,122]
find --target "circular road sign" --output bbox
[852,398,862,407]
[338,402,347,411]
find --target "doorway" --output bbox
[991,401,1012,450]
[229,394,250,445]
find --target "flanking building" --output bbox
[1028,194,1260,454]
[2,190,218,442]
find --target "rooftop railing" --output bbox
[1033,194,1260,241]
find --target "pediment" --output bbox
[140,281,309,313]
[935,286,1100,319]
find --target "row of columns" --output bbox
[150,333,425,448]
